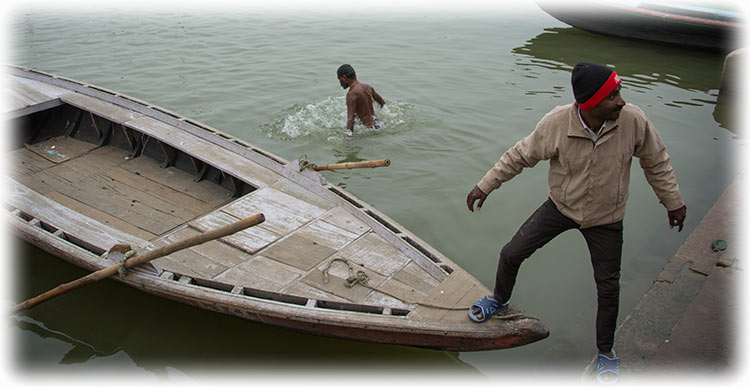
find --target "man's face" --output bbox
[338,75,349,89]
[590,85,626,121]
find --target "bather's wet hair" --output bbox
[337,64,356,79]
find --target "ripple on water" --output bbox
[260,95,417,143]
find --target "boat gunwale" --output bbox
[8,212,549,351]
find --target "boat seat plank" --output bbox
[262,234,337,271]
[213,255,302,292]
[121,155,232,206]
[335,232,410,278]
[123,116,281,188]
[6,76,67,117]
[294,218,363,251]
[190,210,280,254]
[222,187,326,236]
[24,136,99,164]
[6,179,148,251]
[44,191,157,241]
[59,92,143,124]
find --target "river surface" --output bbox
[4,1,742,383]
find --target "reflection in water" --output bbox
[12,239,482,376]
[512,27,726,93]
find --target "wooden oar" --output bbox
[312,159,390,171]
[11,213,265,315]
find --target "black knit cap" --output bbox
[571,62,620,110]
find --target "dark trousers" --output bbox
[493,199,623,353]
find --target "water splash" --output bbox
[261,95,416,142]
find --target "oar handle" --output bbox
[313,159,390,171]
[11,214,265,314]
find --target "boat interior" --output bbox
[6,78,476,319]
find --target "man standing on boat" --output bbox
[337,64,385,134]
[465,62,686,383]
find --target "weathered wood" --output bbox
[24,136,98,164]
[11,213,265,314]
[121,155,231,206]
[191,211,279,254]
[124,116,281,188]
[60,91,143,124]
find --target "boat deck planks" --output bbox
[121,155,232,207]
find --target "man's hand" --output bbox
[667,205,687,232]
[466,185,488,212]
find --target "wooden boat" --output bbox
[4,66,548,351]
[537,1,743,51]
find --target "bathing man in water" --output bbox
[337,64,385,133]
[466,62,687,383]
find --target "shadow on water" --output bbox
[10,239,483,377]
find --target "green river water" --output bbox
[3,1,742,383]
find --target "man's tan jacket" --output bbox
[477,103,684,229]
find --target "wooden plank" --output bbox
[408,270,480,321]
[439,283,486,323]
[157,226,252,267]
[213,255,302,291]
[24,136,98,164]
[6,147,56,177]
[392,261,441,295]
[56,178,185,236]
[299,266,384,303]
[121,155,232,206]
[294,218,362,250]
[281,281,349,303]
[59,92,143,124]
[223,187,326,235]
[44,191,157,241]
[190,211,279,254]
[262,234,337,271]
[335,232,410,277]
[124,116,282,188]
[146,246,229,279]
[106,167,216,215]
[318,206,371,235]
[270,178,335,211]
[6,179,147,250]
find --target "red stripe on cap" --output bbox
[578,71,621,111]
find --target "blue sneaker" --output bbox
[596,350,620,384]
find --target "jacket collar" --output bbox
[566,103,619,141]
